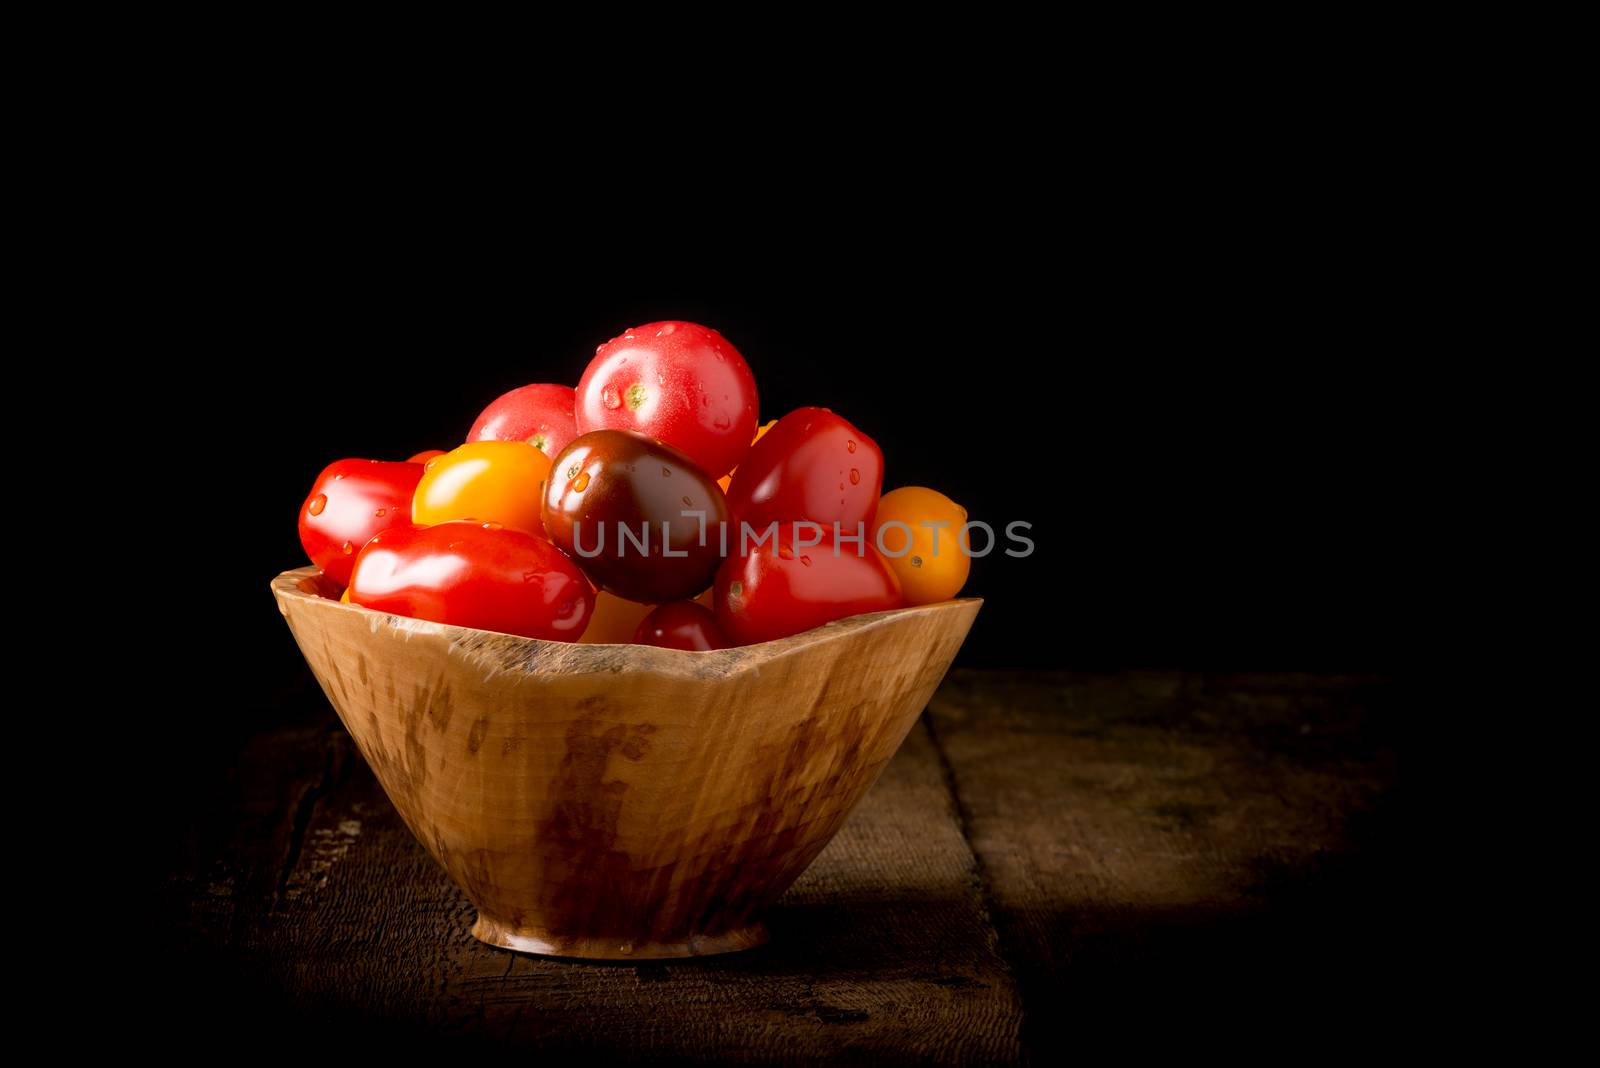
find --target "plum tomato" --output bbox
[873,487,972,605]
[298,459,424,588]
[718,419,776,493]
[576,591,656,644]
[575,321,758,479]
[725,407,883,533]
[412,441,551,534]
[347,520,592,641]
[467,383,578,459]
[542,430,729,603]
[407,449,447,464]
[714,528,901,646]
[633,601,728,651]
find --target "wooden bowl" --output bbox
[271,566,981,959]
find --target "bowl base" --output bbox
[471,914,770,960]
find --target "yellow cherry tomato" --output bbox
[578,591,656,644]
[719,420,777,494]
[872,487,971,605]
[412,441,551,534]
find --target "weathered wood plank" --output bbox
[167,702,1023,1062]
[925,671,1404,1056]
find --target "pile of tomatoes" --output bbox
[297,321,970,650]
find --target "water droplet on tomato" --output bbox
[482,521,502,531]
[911,555,924,568]
[713,415,732,430]
[779,546,793,560]
[573,472,591,491]
[523,570,540,583]
[656,370,666,385]
[846,440,857,453]
[567,463,581,479]
[308,493,327,516]
[374,508,386,518]
[661,467,671,477]
[333,473,345,481]
[341,541,355,555]
[656,323,676,337]
[682,495,693,508]
[800,555,812,567]
[849,469,860,485]
[839,483,845,491]
[425,458,440,470]
[602,386,622,409]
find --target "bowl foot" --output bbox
[471,914,770,960]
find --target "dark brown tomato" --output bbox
[633,600,728,651]
[541,430,729,603]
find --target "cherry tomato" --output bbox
[633,601,728,651]
[714,528,901,645]
[718,419,776,493]
[577,591,655,645]
[347,521,592,641]
[298,459,424,588]
[726,407,883,533]
[873,487,972,605]
[467,383,578,459]
[575,321,758,479]
[412,441,551,534]
[542,430,730,603]
[408,449,447,464]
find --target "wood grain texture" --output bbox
[271,566,982,959]
[167,709,1023,1062]
[924,671,1405,1057]
[162,668,1400,1061]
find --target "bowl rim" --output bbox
[271,566,982,678]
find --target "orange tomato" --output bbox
[578,591,656,644]
[407,449,447,464]
[411,441,551,534]
[718,420,777,493]
[872,487,971,605]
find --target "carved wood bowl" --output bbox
[271,566,981,960]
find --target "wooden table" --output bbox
[163,670,1404,1061]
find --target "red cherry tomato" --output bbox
[408,449,447,464]
[298,459,424,588]
[714,529,902,646]
[347,521,593,641]
[575,321,758,479]
[633,601,728,651]
[468,383,578,459]
[725,407,883,533]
